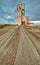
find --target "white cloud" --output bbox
[30,21,40,23]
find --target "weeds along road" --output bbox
[0,26,40,65]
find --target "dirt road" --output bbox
[0,26,20,65]
[0,26,40,65]
[14,26,40,65]
[0,26,15,36]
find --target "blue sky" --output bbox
[0,0,40,24]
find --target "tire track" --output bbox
[0,26,18,47]
[0,27,11,36]
[24,27,40,55]
[0,26,18,55]
[14,26,40,65]
[0,26,17,41]
[0,26,20,65]
[25,27,40,40]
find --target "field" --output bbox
[0,25,40,65]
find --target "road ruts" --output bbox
[0,26,18,48]
[25,27,40,40]
[14,26,40,65]
[0,26,16,36]
[0,26,20,65]
[0,27,11,36]
[24,27,40,55]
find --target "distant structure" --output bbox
[14,4,33,26]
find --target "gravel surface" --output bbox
[0,26,40,65]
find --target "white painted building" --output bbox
[14,11,21,25]
[14,4,25,25]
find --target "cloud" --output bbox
[0,0,40,24]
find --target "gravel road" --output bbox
[0,26,40,65]
[14,26,40,65]
[0,26,20,65]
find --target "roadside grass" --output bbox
[0,25,4,29]
[0,24,18,29]
[25,26,40,29]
